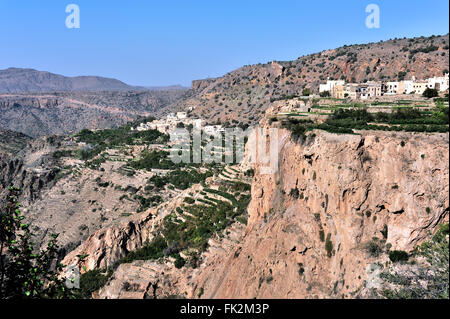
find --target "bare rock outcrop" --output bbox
[66,129,449,299]
[62,211,158,270]
[191,130,449,298]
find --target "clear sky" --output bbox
[1,0,448,87]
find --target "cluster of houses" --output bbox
[319,73,449,100]
[132,112,225,135]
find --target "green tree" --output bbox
[0,187,71,299]
[423,88,439,98]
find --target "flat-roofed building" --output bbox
[358,82,382,99]
[319,79,345,94]
[412,82,428,95]
[385,81,400,95]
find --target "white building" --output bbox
[177,112,187,120]
[412,82,429,95]
[319,79,345,93]
[427,73,449,92]
[385,81,400,95]
[402,80,415,94]
[167,113,177,121]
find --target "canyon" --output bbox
[53,126,449,299]
[0,33,448,300]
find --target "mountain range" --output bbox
[0,67,187,93]
[0,34,448,137]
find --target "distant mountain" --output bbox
[0,90,187,137]
[0,68,185,93]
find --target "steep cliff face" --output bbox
[0,135,61,204]
[192,129,449,298]
[88,129,448,299]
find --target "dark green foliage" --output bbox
[302,88,311,96]
[298,263,305,276]
[283,107,449,135]
[0,187,72,299]
[74,269,111,299]
[119,236,167,264]
[230,181,251,192]
[325,233,333,258]
[379,224,449,299]
[244,168,255,177]
[381,224,388,239]
[366,238,383,257]
[289,188,300,199]
[174,254,186,269]
[184,197,195,204]
[130,150,173,170]
[389,250,409,263]
[76,127,168,160]
[149,169,213,190]
[319,229,325,242]
[203,188,238,206]
[119,179,250,268]
[149,175,167,188]
[134,195,162,212]
[423,88,439,98]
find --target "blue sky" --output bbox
[1,0,448,86]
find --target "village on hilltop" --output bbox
[318,73,449,99]
[132,72,449,136]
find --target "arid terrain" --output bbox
[0,34,449,299]
[1,35,448,137]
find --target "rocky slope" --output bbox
[0,135,61,205]
[165,34,449,126]
[193,129,449,298]
[63,128,449,299]
[0,128,32,158]
[0,90,187,137]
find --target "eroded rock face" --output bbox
[68,129,449,299]
[62,211,158,270]
[0,135,61,204]
[192,130,449,298]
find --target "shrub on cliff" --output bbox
[379,223,449,299]
[0,187,72,299]
[73,269,111,299]
[325,234,333,258]
[389,250,409,263]
[423,88,438,98]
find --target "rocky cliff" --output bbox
[76,128,448,299]
[192,129,449,298]
[0,90,187,137]
[0,135,62,204]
